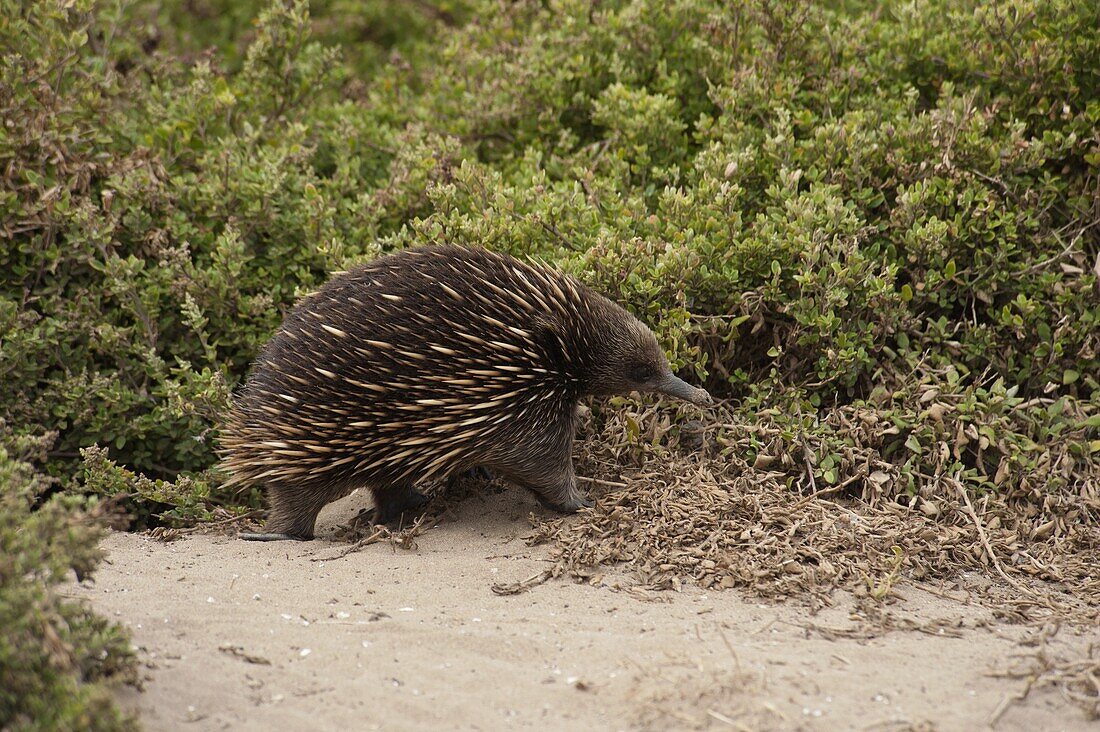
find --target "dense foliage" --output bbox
[3,0,1097,518]
[1,0,1098,719]
[0,427,136,730]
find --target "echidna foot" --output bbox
[536,492,593,513]
[260,489,325,540]
[469,466,493,482]
[446,466,494,490]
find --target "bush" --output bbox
[1,0,1097,518]
[0,427,136,730]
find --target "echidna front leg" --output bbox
[446,466,493,491]
[508,454,592,513]
[497,416,592,512]
[532,469,593,513]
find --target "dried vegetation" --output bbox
[528,401,1098,622]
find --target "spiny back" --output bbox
[220,245,640,489]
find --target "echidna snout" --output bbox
[220,245,711,541]
[585,314,714,406]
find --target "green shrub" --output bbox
[1,0,1097,520]
[0,427,136,731]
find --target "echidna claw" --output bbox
[238,531,313,542]
[537,494,593,513]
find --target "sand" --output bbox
[74,487,1096,731]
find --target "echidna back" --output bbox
[221,245,610,494]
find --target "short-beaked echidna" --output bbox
[221,245,712,541]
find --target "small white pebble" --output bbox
[361,640,371,648]
[280,613,293,620]
[336,611,350,619]
[472,617,482,623]
[253,594,261,601]
[206,597,215,604]
[300,648,311,657]
[399,607,414,612]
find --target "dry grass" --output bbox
[990,626,1100,722]
[523,403,1099,625]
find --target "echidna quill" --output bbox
[222,245,712,541]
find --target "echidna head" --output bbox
[587,309,713,406]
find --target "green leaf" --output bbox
[213,77,236,105]
[625,416,640,441]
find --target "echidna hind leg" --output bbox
[240,485,328,541]
[372,483,430,525]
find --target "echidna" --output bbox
[221,245,711,541]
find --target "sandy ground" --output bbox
[73,487,1095,731]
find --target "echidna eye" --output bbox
[630,365,655,383]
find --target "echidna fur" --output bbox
[221,245,712,541]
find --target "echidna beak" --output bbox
[655,372,713,406]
